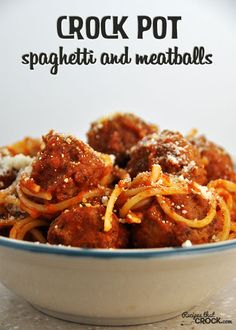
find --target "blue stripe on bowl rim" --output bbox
[0,236,236,258]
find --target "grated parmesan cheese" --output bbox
[182,160,196,173]
[182,240,192,247]
[101,195,109,206]
[109,154,116,164]
[0,154,33,175]
[166,154,179,165]
[197,185,213,200]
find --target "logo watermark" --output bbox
[181,311,232,326]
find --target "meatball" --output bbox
[131,203,178,248]
[87,113,158,167]
[131,194,223,248]
[47,205,129,248]
[127,130,207,184]
[169,193,223,244]
[28,131,113,202]
[189,135,236,183]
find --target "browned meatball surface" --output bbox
[87,113,158,167]
[131,203,178,248]
[131,194,223,248]
[28,131,113,202]
[48,205,129,248]
[189,135,236,183]
[169,193,223,244]
[127,130,207,184]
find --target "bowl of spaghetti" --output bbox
[0,113,236,325]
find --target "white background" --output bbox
[0,0,235,154]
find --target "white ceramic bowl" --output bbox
[0,237,236,326]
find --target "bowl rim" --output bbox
[0,236,236,259]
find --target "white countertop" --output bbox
[0,279,235,330]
